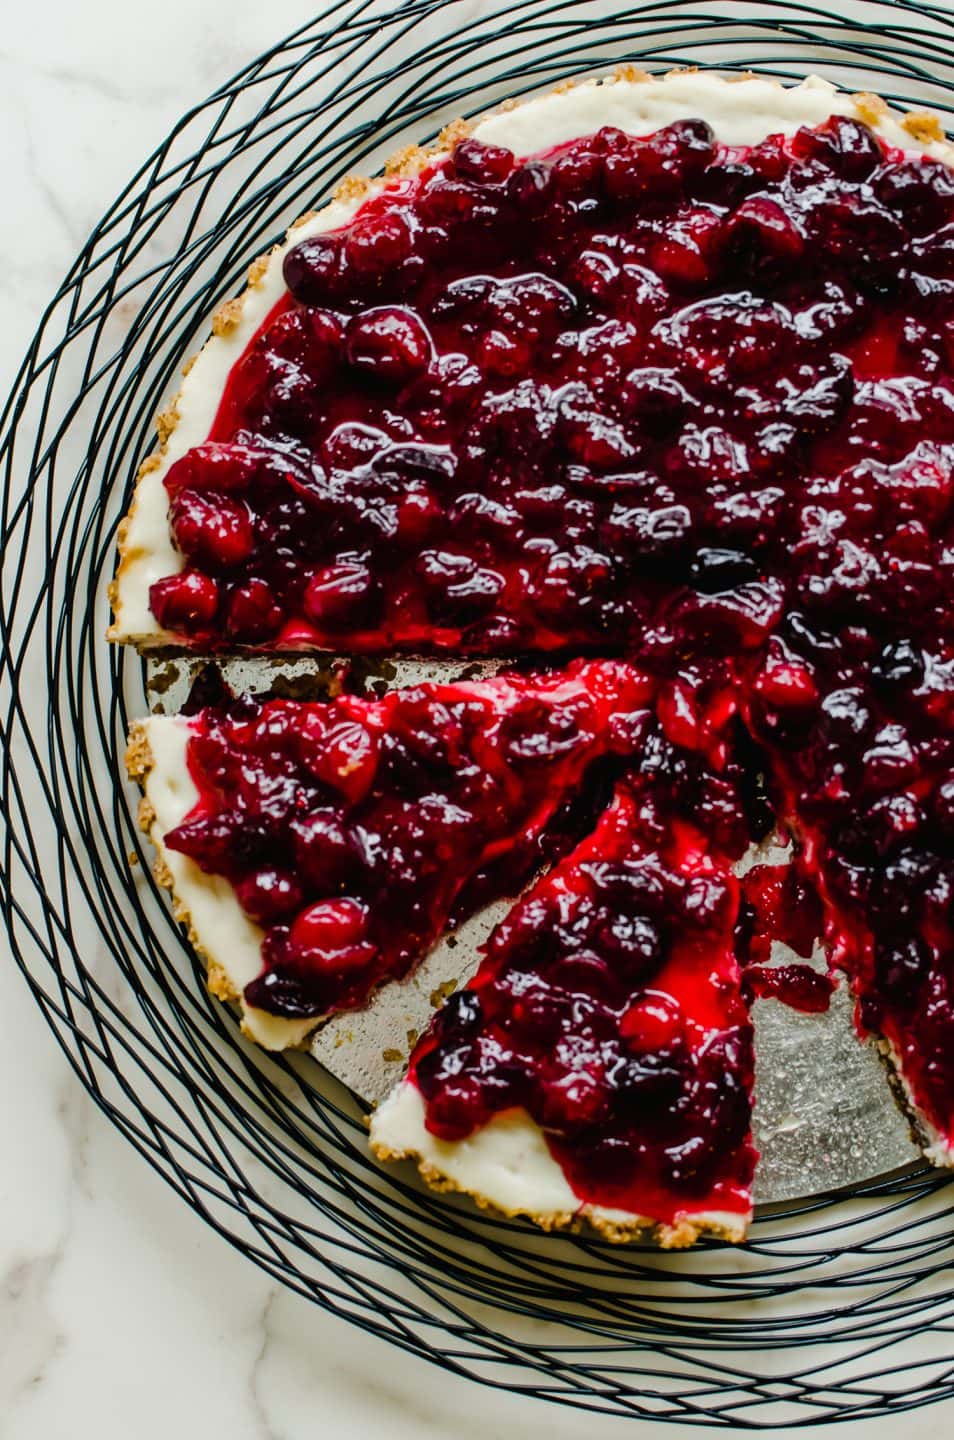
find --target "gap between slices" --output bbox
[116,71,954,1240]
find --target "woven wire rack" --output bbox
[5,0,954,1425]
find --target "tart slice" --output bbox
[371,723,757,1246]
[128,660,648,1048]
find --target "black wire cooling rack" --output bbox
[6,0,954,1426]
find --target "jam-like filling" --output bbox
[743,963,835,1014]
[152,114,954,664]
[145,112,954,1180]
[409,738,756,1224]
[163,661,649,1016]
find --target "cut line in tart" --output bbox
[115,68,954,1241]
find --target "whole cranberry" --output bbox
[266,307,344,379]
[649,233,711,289]
[164,810,236,874]
[753,658,818,710]
[283,234,344,304]
[415,549,505,621]
[235,867,304,924]
[658,118,716,177]
[597,912,662,973]
[620,993,684,1051]
[724,196,805,273]
[303,559,378,629]
[875,157,954,233]
[547,951,616,1001]
[309,720,379,803]
[395,487,442,544]
[345,306,432,382]
[791,116,884,180]
[552,144,603,194]
[224,578,285,641]
[344,209,413,275]
[570,246,622,304]
[150,571,220,631]
[323,421,392,470]
[506,160,552,214]
[605,138,683,204]
[479,329,532,377]
[451,138,515,185]
[539,1068,609,1132]
[813,197,905,284]
[436,989,483,1039]
[624,369,694,441]
[289,897,373,969]
[164,442,262,496]
[170,490,254,569]
[418,1071,488,1141]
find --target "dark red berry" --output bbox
[345,306,432,381]
[224,578,285,641]
[236,868,304,923]
[303,559,378,628]
[283,234,344,303]
[149,571,220,631]
[170,490,254,569]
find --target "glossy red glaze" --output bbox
[149,112,954,1196]
[150,116,954,668]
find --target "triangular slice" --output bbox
[371,745,756,1246]
[128,659,648,1048]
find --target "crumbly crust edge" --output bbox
[369,1128,750,1248]
[126,722,243,1008]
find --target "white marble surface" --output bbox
[3,3,954,1435]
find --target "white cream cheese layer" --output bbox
[110,71,954,645]
[136,715,313,1050]
[369,1079,749,1243]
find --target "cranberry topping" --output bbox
[743,963,835,1014]
[149,116,954,662]
[144,112,954,1176]
[164,661,649,1017]
[743,669,954,1139]
[410,734,756,1225]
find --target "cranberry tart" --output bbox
[118,69,954,1238]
